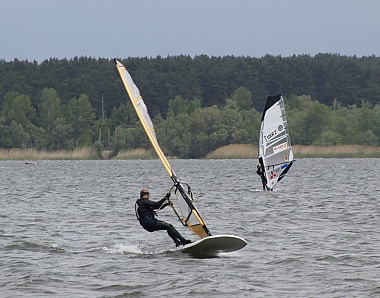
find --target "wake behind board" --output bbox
[178,235,247,257]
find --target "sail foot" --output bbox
[188,224,211,239]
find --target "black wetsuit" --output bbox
[256,168,267,191]
[136,197,189,246]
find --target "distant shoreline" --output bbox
[205,144,380,159]
[1,144,380,160]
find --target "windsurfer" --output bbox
[135,189,192,247]
[256,165,268,191]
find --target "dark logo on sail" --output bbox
[278,125,283,131]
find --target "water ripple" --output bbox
[1,159,380,297]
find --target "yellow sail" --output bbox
[114,59,211,239]
[114,59,172,176]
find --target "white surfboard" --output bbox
[178,234,247,257]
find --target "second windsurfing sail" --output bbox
[114,59,211,239]
[258,95,294,190]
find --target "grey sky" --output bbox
[1,0,379,62]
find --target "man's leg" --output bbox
[154,220,189,245]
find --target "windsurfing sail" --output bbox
[114,59,211,239]
[258,95,294,190]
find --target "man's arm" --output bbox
[149,197,168,209]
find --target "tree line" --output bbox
[1,54,380,116]
[1,86,380,158]
[1,54,380,157]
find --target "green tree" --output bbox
[39,88,61,133]
[231,128,250,144]
[209,128,229,150]
[167,96,202,118]
[65,93,96,145]
[167,95,187,117]
[222,107,244,138]
[314,130,344,146]
[228,87,252,110]
[111,125,127,150]
[240,108,261,144]
[31,127,48,150]
[8,121,29,148]
[304,101,331,144]
[110,101,138,127]
[0,92,36,148]
[0,116,11,147]
[354,130,378,146]
[50,117,74,149]
[1,93,35,126]
[371,103,380,142]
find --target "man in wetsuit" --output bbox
[256,165,267,191]
[135,189,192,247]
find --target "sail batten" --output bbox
[114,59,211,239]
[258,95,294,190]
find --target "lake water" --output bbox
[1,158,380,297]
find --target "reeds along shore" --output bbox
[1,145,380,160]
[292,145,380,158]
[0,148,99,160]
[206,144,380,159]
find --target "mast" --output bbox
[114,59,211,239]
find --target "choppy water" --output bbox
[1,158,380,297]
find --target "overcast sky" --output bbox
[1,0,379,62]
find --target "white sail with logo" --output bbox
[258,95,294,190]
